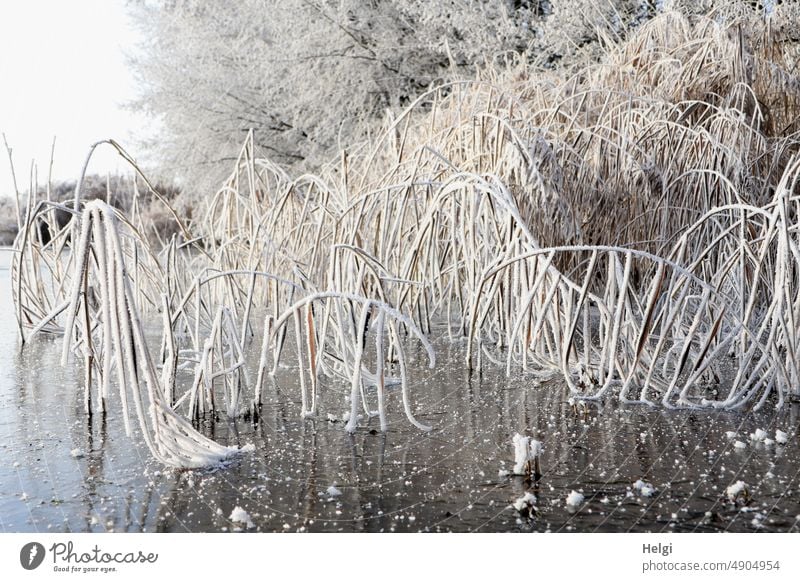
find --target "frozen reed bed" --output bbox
[10,12,800,466]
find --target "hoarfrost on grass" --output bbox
[511,433,542,475]
[633,480,655,497]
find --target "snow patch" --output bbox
[566,490,584,507]
[633,479,655,497]
[229,506,255,529]
[512,492,537,512]
[726,481,747,502]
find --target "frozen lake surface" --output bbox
[1,250,799,533]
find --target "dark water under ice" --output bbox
[1,251,799,533]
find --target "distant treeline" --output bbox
[0,174,182,246]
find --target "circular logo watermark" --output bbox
[20,542,46,570]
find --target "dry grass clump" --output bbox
[10,12,800,467]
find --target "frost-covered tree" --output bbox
[129,0,780,191]
[129,1,543,189]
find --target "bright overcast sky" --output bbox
[0,0,145,197]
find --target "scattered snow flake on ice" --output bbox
[733,440,747,449]
[565,490,584,507]
[229,506,255,529]
[776,430,789,444]
[633,479,655,497]
[750,428,767,441]
[726,481,747,501]
[498,469,510,478]
[725,431,738,440]
[70,449,85,458]
[512,492,537,512]
[326,485,342,497]
[239,443,255,453]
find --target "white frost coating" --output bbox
[512,433,531,474]
[326,485,342,497]
[512,433,543,475]
[566,490,584,507]
[240,443,255,453]
[70,449,85,458]
[512,492,536,512]
[229,506,255,529]
[726,480,748,501]
[776,430,789,444]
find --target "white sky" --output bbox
[0,0,144,197]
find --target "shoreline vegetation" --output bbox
[6,8,800,467]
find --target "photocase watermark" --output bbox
[20,542,46,570]
[19,541,158,574]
